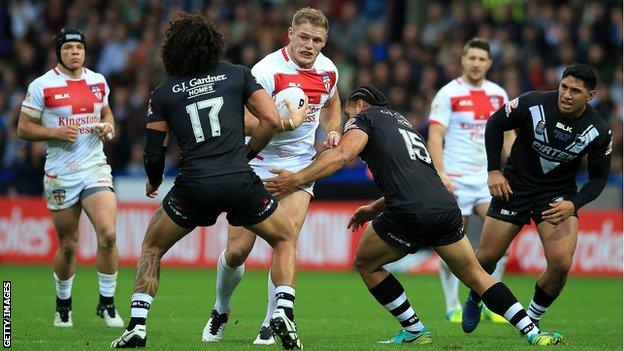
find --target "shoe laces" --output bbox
[56,305,71,322]
[209,309,228,335]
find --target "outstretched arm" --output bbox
[264,129,368,196]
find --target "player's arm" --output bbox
[17,110,78,142]
[501,130,516,165]
[347,197,385,232]
[245,89,280,158]
[427,123,456,193]
[265,129,368,197]
[143,121,169,197]
[96,105,116,141]
[320,91,342,148]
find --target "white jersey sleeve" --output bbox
[21,78,46,118]
[251,61,275,95]
[428,88,452,127]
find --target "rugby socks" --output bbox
[480,282,539,338]
[369,274,425,333]
[54,272,74,303]
[439,259,462,313]
[214,250,245,314]
[275,285,295,321]
[527,283,557,323]
[128,293,153,330]
[261,269,278,328]
[98,271,117,305]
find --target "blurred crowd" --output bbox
[0,0,621,195]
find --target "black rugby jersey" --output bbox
[486,91,612,203]
[345,106,457,214]
[147,61,262,178]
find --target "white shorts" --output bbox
[251,163,314,197]
[43,164,114,210]
[449,175,491,216]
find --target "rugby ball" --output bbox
[274,87,306,119]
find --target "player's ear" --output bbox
[587,89,596,102]
[288,27,294,40]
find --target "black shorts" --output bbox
[487,188,578,226]
[371,207,465,254]
[162,171,278,229]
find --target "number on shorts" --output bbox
[398,128,432,164]
[185,97,224,143]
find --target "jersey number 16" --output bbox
[398,129,432,164]
[185,97,224,143]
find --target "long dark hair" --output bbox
[161,12,224,76]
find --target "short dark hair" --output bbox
[347,85,388,106]
[463,37,490,57]
[562,63,597,91]
[161,12,224,76]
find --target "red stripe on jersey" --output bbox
[450,90,503,120]
[44,80,105,114]
[281,47,289,61]
[428,120,444,126]
[273,70,337,105]
[53,68,60,75]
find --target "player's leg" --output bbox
[204,225,255,342]
[354,224,431,345]
[474,202,508,323]
[462,216,521,333]
[111,206,193,348]
[439,214,467,322]
[50,204,82,327]
[254,190,310,345]
[527,217,579,327]
[436,236,563,345]
[81,187,124,327]
[247,204,302,350]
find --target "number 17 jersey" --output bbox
[147,61,263,179]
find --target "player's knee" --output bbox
[58,238,78,257]
[548,255,573,277]
[475,247,498,271]
[353,255,372,276]
[225,246,249,267]
[96,227,117,249]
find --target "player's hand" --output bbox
[145,180,160,198]
[56,125,79,142]
[439,173,457,194]
[322,131,341,149]
[95,122,115,142]
[264,169,300,197]
[541,200,575,225]
[347,204,378,232]
[286,96,310,129]
[487,170,513,201]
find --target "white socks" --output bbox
[130,293,153,319]
[261,270,278,327]
[98,271,118,298]
[438,259,461,312]
[54,272,74,300]
[214,250,245,314]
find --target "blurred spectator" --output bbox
[0,0,621,195]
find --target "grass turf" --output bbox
[1,265,621,350]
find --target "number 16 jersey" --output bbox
[147,61,262,179]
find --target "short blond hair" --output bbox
[292,7,328,30]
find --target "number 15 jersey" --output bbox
[147,61,262,178]
[345,106,457,214]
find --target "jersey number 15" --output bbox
[185,97,224,143]
[398,129,432,164]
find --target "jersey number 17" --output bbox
[185,97,224,143]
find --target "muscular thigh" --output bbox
[355,224,406,270]
[276,190,311,236]
[81,189,116,234]
[537,216,578,264]
[50,204,82,240]
[476,216,522,262]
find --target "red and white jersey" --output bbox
[249,47,338,170]
[428,78,508,178]
[21,67,110,176]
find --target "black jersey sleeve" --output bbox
[344,112,372,135]
[146,89,166,123]
[485,92,534,171]
[571,129,613,209]
[242,66,263,102]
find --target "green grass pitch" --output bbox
[1,265,621,350]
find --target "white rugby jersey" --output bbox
[428,78,508,178]
[21,67,110,176]
[249,47,338,169]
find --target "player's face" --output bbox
[558,76,595,116]
[60,42,85,71]
[461,48,492,84]
[287,21,327,69]
[344,100,362,118]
